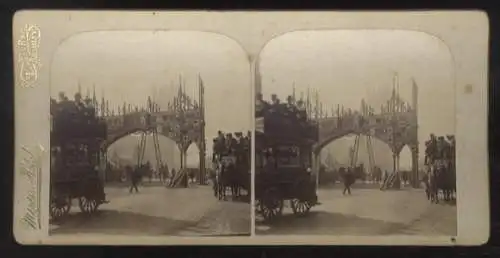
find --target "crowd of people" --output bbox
[51,92,98,121]
[255,93,308,122]
[50,92,107,140]
[211,131,252,200]
[424,134,456,167]
[212,130,251,163]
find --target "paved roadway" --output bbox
[255,183,457,236]
[49,182,251,237]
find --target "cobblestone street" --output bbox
[50,183,251,237]
[256,184,457,236]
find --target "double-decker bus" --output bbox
[50,96,108,220]
[254,100,319,221]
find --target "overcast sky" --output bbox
[50,31,252,165]
[49,29,456,171]
[259,30,455,170]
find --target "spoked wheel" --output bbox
[260,188,283,222]
[78,196,99,214]
[50,195,71,221]
[291,199,312,216]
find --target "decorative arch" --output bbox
[102,128,147,150]
[185,142,201,167]
[398,144,413,168]
[313,130,391,155]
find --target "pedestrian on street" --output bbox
[128,166,140,193]
[342,167,353,195]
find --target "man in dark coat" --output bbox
[425,134,437,166]
[128,165,140,193]
[225,133,237,155]
[436,136,450,161]
[296,100,307,120]
[342,167,354,195]
[214,131,226,160]
[255,93,270,117]
[285,95,297,115]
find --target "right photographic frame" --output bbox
[253,29,460,237]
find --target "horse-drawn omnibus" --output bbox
[212,132,251,202]
[50,96,108,220]
[254,102,319,221]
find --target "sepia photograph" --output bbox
[254,30,457,236]
[47,31,252,237]
[13,11,488,245]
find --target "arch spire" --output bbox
[77,79,82,95]
[92,84,97,106]
[412,77,418,114]
[314,89,320,119]
[85,86,90,99]
[306,87,311,117]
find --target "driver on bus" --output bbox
[270,94,281,110]
[271,94,279,105]
[74,92,85,110]
[225,133,237,155]
[212,138,218,162]
[296,100,307,120]
[84,97,95,118]
[285,95,297,112]
[264,148,276,171]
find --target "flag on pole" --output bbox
[77,80,82,95]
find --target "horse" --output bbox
[215,155,238,201]
[422,167,432,201]
[427,159,450,203]
[233,148,251,199]
[210,162,219,197]
[441,159,456,202]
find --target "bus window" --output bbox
[275,146,301,168]
[261,148,277,171]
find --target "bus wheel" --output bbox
[79,196,98,214]
[50,195,71,221]
[260,188,283,222]
[291,199,311,216]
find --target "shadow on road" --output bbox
[318,182,417,190]
[220,195,251,204]
[105,181,167,188]
[256,211,408,236]
[50,210,196,236]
